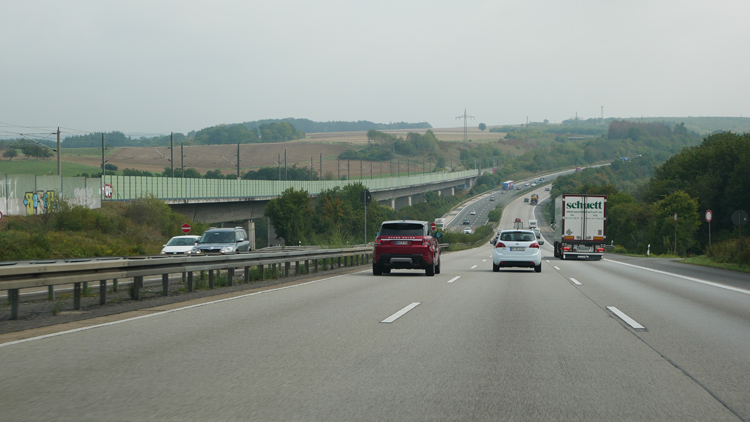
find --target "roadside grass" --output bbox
[681,255,750,273]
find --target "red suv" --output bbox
[373,220,442,276]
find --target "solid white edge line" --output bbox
[604,258,750,295]
[0,271,360,348]
[381,302,421,323]
[570,278,582,286]
[447,276,461,284]
[607,306,645,330]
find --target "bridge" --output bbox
[1,170,479,245]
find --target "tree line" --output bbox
[3,143,54,160]
[241,118,431,134]
[264,183,460,246]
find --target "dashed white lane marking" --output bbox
[470,265,478,269]
[554,266,561,271]
[607,306,645,330]
[381,302,421,323]
[447,276,461,284]
[570,278,582,286]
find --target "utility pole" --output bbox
[455,109,475,142]
[101,133,105,177]
[170,132,174,177]
[56,127,61,176]
[237,142,240,179]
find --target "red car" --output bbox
[373,220,442,276]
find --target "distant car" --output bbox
[161,235,200,255]
[372,220,441,276]
[463,218,471,225]
[490,196,495,201]
[545,187,550,191]
[532,227,541,239]
[464,227,472,234]
[491,230,543,272]
[500,191,505,194]
[516,186,522,190]
[189,227,251,255]
[470,209,476,215]
[524,197,530,202]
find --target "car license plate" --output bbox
[395,240,409,245]
[510,247,525,251]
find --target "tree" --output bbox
[478,123,487,132]
[20,144,51,160]
[3,148,17,161]
[649,190,701,255]
[264,187,314,245]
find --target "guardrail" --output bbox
[0,247,372,320]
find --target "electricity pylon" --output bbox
[455,109,475,142]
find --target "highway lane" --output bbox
[1,250,747,418]
[0,247,742,421]
[1,181,749,420]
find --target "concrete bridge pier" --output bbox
[245,220,255,251]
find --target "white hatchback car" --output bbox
[161,235,200,255]
[491,230,543,272]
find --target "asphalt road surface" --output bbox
[1,185,749,421]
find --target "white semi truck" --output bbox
[553,194,607,260]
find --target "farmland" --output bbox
[3,127,511,178]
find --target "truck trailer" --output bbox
[553,194,606,260]
[530,194,539,205]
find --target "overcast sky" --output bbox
[2,0,749,138]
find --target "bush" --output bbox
[706,238,750,264]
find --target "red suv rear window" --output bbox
[379,223,425,236]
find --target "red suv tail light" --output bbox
[422,238,430,245]
[375,238,382,245]
[529,242,540,249]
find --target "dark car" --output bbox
[189,227,251,255]
[463,218,471,225]
[373,220,441,276]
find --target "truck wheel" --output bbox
[373,263,382,276]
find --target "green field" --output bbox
[1,159,102,177]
